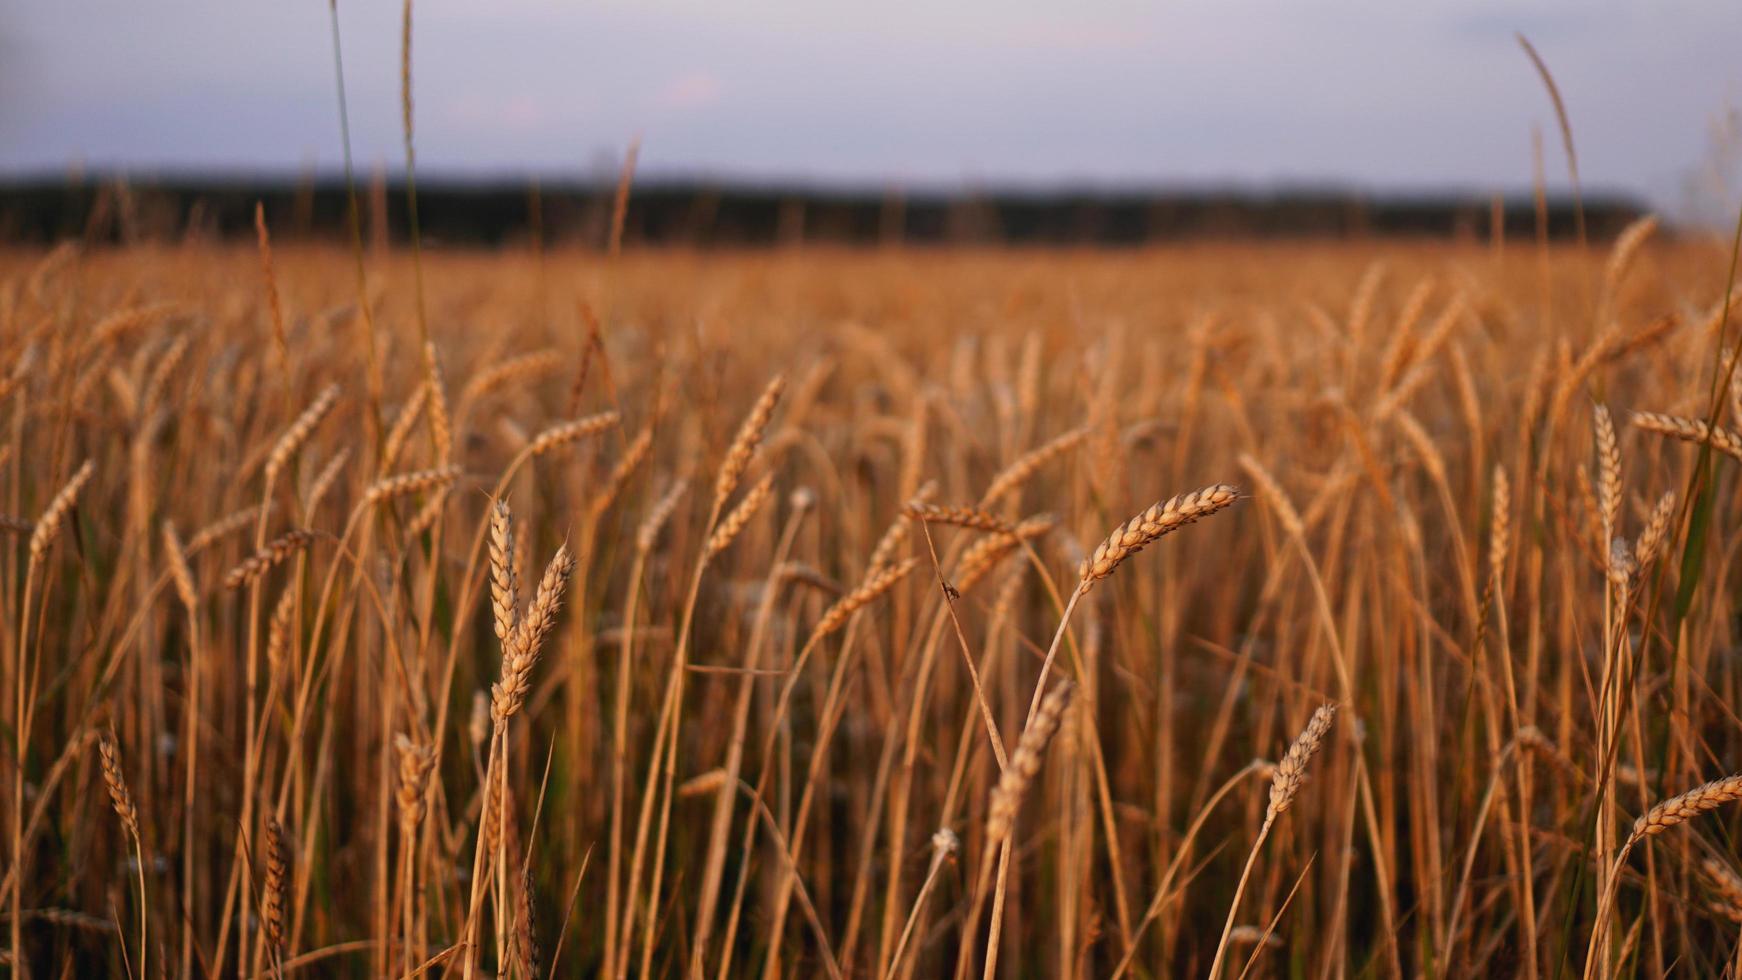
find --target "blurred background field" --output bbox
[7,3,1742,979]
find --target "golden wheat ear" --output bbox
[1079,484,1239,588]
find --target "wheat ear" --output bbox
[1633,490,1677,569]
[705,472,775,557]
[714,374,785,510]
[903,503,1014,534]
[1629,773,1742,845]
[1632,411,1742,462]
[636,480,689,554]
[1593,403,1621,539]
[29,459,95,566]
[264,384,340,484]
[99,731,147,980]
[261,817,291,970]
[1079,484,1239,588]
[529,411,619,457]
[814,558,920,639]
[363,465,461,507]
[983,680,1075,860]
[221,529,317,590]
[1210,705,1336,980]
[979,426,1088,506]
[492,543,576,722]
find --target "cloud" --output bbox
[653,71,723,111]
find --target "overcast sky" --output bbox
[1,2,1738,214]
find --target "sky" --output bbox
[1,2,1739,216]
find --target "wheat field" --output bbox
[3,229,1742,978]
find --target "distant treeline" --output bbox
[0,174,1648,247]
